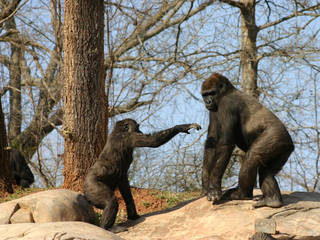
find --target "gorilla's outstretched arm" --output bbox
[130,123,201,148]
[84,119,201,232]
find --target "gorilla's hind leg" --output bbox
[100,194,119,230]
[118,177,139,220]
[84,179,120,230]
[222,150,258,201]
[253,167,282,208]
[253,174,282,208]
[254,148,292,208]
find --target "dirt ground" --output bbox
[115,188,167,215]
[114,187,170,223]
[114,187,200,223]
[1,187,168,213]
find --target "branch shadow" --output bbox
[117,196,202,229]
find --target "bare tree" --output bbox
[0,0,22,195]
[0,0,63,162]
[62,0,106,191]
[0,97,13,195]
[0,0,319,192]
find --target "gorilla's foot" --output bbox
[108,225,128,233]
[201,189,208,197]
[207,188,222,203]
[253,197,282,208]
[222,187,253,200]
[127,213,140,220]
[221,187,238,199]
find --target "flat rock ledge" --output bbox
[1,189,320,240]
[116,190,320,240]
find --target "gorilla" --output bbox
[201,73,294,208]
[84,118,201,231]
[9,148,34,188]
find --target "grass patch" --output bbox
[0,187,41,203]
[156,191,201,209]
[93,211,102,226]
[143,201,150,208]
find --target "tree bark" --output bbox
[63,0,106,191]
[239,0,259,98]
[221,0,260,177]
[0,97,13,195]
[7,18,22,141]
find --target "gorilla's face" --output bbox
[128,121,142,133]
[201,73,226,112]
[202,90,219,111]
[115,119,143,133]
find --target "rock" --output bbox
[250,232,276,240]
[116,190,320,240]
[255,219,276,234]
[0,189,95,224]
[10,208,34,223]
[1,189,320,239]
[0,221,124,240]
[0,202,19,224]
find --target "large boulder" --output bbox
[117,190,320,240]
[0,189,95,224]
[1,188,319,239]
[0,221,124,240]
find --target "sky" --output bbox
[1,0,319,191]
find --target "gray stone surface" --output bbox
[0,202,19,224]
[0,221,124,240]
[116,190,320,240]
[1,189,320,239]
[0,189,95,224]
[255,218,276,234]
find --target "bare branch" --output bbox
[259,3,320,30]
[218,0,243,8]
[106,0,214,65]
[0,0,20,25]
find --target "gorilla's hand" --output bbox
[189,123,201,131]
[176,123,201,134]
[207,188,222,203]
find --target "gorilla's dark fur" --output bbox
[84,118,201,231]
[9,148,34,188]
[201,73,294,208]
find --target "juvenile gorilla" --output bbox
[84,119,201,231]
[9,148,34,188]
[201,73,294,208]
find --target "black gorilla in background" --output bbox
[84,118,201,232]
[201,73,294,208]
[9,148,34,188]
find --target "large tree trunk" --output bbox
[238,0,259,185]
[63,0,106,191]
[7,18,22,141]
[221,0,260,178]
[0,97,13,196]
[239,0,259,97]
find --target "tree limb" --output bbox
[259,4,320,30]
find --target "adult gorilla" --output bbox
[201,73,294,208]
[8,148,34,188]
[84,118,201,231]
